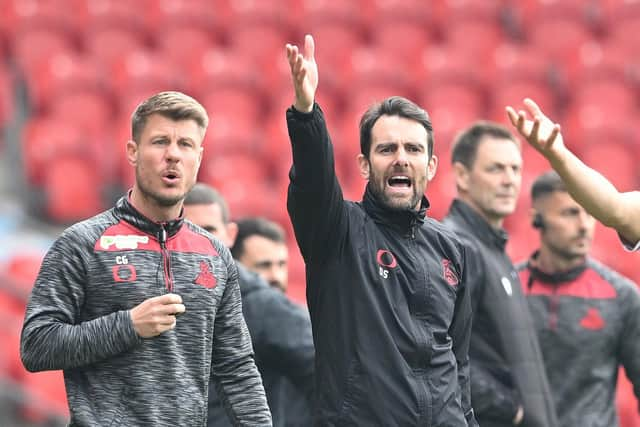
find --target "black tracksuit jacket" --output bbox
[518,254,640,427]
[286,104,477,426]
[208,264,315,427]
[444,200,558,427]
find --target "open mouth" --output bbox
[387,176,412,188]
[162,171,180,184]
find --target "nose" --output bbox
[165,141,181,161]
[502,167,519,186]
[578,211,594,229]
[393,147,409,167]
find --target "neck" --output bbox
[535,246,586,273]
[460,197,504,229]
[130,187,182,223]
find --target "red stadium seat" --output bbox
[444,18,503,60]
[489,79,556,124]
[109,49,178,100]
[346,47,413,102]
[22,118,87,186]
[371,20,432,73]
[77,0,150,34]
[156,26,220,65]
[184,49,262,100]
[422,45,487,91]
[43,156,104,223]
[578,141,638,192]
[26,52,104,114]
[84,27,147,70]
[149,0,229,37]
[528,17,596,81]
[4,252,44,299]
[10,27,76,78]
[0,64,13,127]
[562,91,636,147]
[2,0,80,42]
[299,0,366,29]
[309,22,365,95]
[20,370,69,423]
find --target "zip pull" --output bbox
[159,226,167,246]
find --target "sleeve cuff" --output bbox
[619,232,640,252]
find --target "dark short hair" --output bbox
[183,183,230,224]
[359,96,434,158]
[131,91,209,143]
[231,217,286,259]
[531,171,567,202]
[451,121,519,169]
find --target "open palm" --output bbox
[286,35,318,113]
[506,98,564,157]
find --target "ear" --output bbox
[126,140,138,166]
[226,221,238,247]
[427,154,438,181]
[357,154,370,180]
[452,161,470,192]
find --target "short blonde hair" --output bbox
[131,91,209,142]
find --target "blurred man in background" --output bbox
[20,92,271,426]
[184,183,314,427]
[507,98,640,251]
[231,217,289,293]
[517,171,640,427]
[443,122,558,427]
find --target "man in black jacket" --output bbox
[443,122,558,427]
[284,35,477,426]
[184,183,315,427]
[517,171,640,427]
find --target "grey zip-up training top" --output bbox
[20,195,272,427]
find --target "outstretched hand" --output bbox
[285,34,318,113]
[506,98,564,158]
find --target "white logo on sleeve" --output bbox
[501,277,513,296]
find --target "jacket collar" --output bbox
[525,250,588,284]
[113,193,184,240]
[448,199,508,251]
[362,183,428,233]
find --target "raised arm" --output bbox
[506,98,640,246]
[285,35,347,266]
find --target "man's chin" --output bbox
[383,194,419,211]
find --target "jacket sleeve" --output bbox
[212,252,272,426]
[20,228,143,372]
[617,280,640,409]
[463,240,521,423]
[286,103,347,266]
[449,245,479,427]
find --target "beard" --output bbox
[135,167,190,207]
[368,168,424,212]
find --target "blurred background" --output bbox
[0,0,639,425]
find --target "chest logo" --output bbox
[100,235,149,250]
[580,308,605,330]
[442,259,459,286]
[501,277,513,296]
[112,264,137,282]
[376,249,397,279]
[195,261,217,289]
